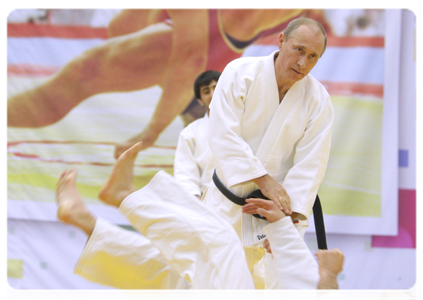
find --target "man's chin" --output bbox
[290,72,305,81]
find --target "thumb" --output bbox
[257,207,269,217]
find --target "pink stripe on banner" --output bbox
[372,189,416,249]
[8,64,61,76]
[7,140,176,169]
[8,23,108,39]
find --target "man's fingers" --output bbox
[281,201,292,215]
[241,206,258,214]
[242,205,270,218]
[256,207,267,216]
[245,198,270,206]
[270,197,283,210]
[242,202,262,210]
[273,194,290,215]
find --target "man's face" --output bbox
[197,80,217,108]
[366,290,410,300]
[277,25,325,85]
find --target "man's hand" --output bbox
[242,198,286,223]
[316,248,344,276]
[315,248,344,289]
[252,174,291,215]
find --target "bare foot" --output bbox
[100,142,143,207]
[56,169,96,236]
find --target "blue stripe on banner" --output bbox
[399,150,409,167]
[311,47,385,85]
[243,45,385,85]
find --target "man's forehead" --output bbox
[293,24,322,36]
[200,81,217,91]
[287,26,325,54]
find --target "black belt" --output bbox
[212,170,328,250]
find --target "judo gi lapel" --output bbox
[241,52,305,247]
[255,52,304,164]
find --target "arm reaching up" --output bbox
[315,249,344,289]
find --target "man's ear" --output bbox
[278,32,285,49]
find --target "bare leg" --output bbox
[8,23,172,128]
[99,142,144,207]
[56,169,96,236]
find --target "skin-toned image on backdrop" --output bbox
[7,9,415,291]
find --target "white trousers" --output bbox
[75,217,191,289]
[75,171,255,289]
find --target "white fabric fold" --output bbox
[263,218,320,289]
[119,170,255,289]
[74,218,190,289]
[174,114,214,196]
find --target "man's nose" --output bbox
[298,56,307,69]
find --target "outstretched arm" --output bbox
[140,9,209,136]
[114,9,209,158]
[316,249,344,289]
[244,198,320,289]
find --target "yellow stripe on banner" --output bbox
[8,259,23,279]
[414,28,420,61]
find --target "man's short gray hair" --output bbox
[283,17,327,57]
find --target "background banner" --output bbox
[7,9,396,235]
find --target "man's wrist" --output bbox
[251,174,269,187]
[318,271,339,289]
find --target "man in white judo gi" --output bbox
[204,17,334,288]
[56,143,344,289]
[174,70,221,199]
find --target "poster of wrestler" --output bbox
[7,9,399,234]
